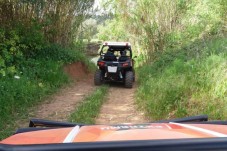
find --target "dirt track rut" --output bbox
[29,79,94,121]
[16,61,147,128]
[96,83,147,124]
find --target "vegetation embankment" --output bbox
[133,0,227,120]
[137,37,227,120]
[0,0,95,140]
[69,85,109,124]
[96,0,226,120]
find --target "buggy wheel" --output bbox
[125,71,133,88]
[94,69,104,85]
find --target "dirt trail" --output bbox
[29,79,94,121]
[17,63,95,128]
[29,63,95,121]
[96,83,148,124]
[17,62,147,128]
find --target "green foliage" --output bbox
[0,59,70,140]
[136,37,227,120]
[0,29,24,77]
[69,85,109,124]
[81,19,98,42]
[98,0,226,60]
[0,0,95,46]
[0,28,92,140]
[0,0,96,140]
[0,25,89,76]
[33,44,86,63]
[97,18,129,41]
[18,22,46,58]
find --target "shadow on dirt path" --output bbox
[95,82,148,124]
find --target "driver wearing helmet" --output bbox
[104,47,117,61]
[119,50,128,61]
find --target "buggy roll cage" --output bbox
[14,115,227,135]
[28,115,227,128]
[29,119,86,128]
[99,45,132,58]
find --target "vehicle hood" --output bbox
[1,123,227,145]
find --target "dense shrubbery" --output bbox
[136,37,227,120]
[0,39,88,140]
[97,0,226,60]
[0,24,89,140]
[0,0,96,140]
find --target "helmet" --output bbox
[120,50,126,55]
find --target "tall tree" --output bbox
[0,0,95,46]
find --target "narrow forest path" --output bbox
[17,62,147,129]
[28,78,94,121]
[30,63,95,121]
[16,62,95,128]
[96,83,148,124]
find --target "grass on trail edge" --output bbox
[69,85,109,124]
[136,37,227,120]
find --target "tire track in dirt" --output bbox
[16,78,95,130]
[29,78,95,121]
[16,62,95,128]
[96,83,148,124]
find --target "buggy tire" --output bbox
[125,71,133,88]
[94,69,104,86]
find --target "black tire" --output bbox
[94,69,104,85]
[125,71,133,88]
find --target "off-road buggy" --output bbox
[94,42,135,88]
[2,115,227,151]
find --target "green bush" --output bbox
[0,25,93,140]
[0,59,71,139]
[0,29,24,77]
[33,44,85,63]
[137,37,227,120]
